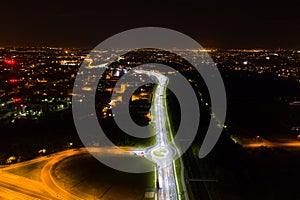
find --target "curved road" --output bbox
[0,148,87,200]
[0,148,126,200]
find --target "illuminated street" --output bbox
[0,148,134,200]
[134,70,186,200]
[242,138,300,148]
[0,149,84,199]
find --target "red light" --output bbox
[9,79,18,83]
[12,98,21,103]
[4,59,16,65]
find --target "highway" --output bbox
[0,149,85,199]
[136,70,187,200]
[0,148,121,200]
[242,138,300,148]
[149,74,177,200]
[0,171,59,200]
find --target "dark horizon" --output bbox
[0,0,299,49]
[1,45,300,50]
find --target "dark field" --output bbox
[52,153,155,200]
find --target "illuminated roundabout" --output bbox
[147,146,176,167]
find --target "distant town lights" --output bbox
[9,79,18,83]
[4,58,16,65]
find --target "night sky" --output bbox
[0,0,299,49]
